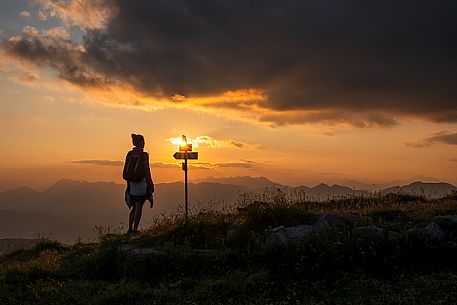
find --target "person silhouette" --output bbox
[122,134,154,235]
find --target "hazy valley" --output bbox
[0,177,455,243]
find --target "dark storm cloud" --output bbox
[259,110,398,128]
[3,0,457,125]
[3,35,112,88]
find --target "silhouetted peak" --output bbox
[15,186,36,192]
[46,179,82,191]
[403,181,454,188]
[408,175,442,183]
[1,186,37,195]
[193,176,277,190]
[383,181,456,199]
[52,179,81,186]
[315,183,330,188]
[46,179,120,193]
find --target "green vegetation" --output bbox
[2,190,457,304]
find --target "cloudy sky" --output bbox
[0,0,456,190]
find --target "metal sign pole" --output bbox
[173,135,198,225]
[184,150,188,224]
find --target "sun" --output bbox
[168,135,188,147]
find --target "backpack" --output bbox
[123,152,146,182]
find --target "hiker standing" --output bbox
[122,134,154,235]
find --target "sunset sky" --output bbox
[0,0,456,191]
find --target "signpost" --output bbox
[173,135,198,223]
[173,152,198,160]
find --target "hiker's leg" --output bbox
[133,200,145,230]
[128,205,136,231]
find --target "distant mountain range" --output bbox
[383,181,456,198]
[0,177,455,242]
[336,175,447,190]
[193,176,277,191]
[192,176,455,200]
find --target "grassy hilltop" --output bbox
[1,189,457,305]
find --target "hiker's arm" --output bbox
[122,152,131,181]
[144,153,154,193]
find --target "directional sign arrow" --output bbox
[173,152,198,160]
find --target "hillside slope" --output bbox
[2,194,457,304]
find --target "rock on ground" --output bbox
[433,215,457,231]
[314,213,348,231]
[352,226,385,239]
[424,223,447,240]
[265,225,314,247]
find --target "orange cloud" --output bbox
[9,72,38,84]
[43,26,70,40]
[22,26,39,37]
[72,160,123,166]
[37,0,116,30]
[167,135,263,150]
[405,131,457,148]
[20,10,31,18]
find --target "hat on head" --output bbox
[131,134,145,147]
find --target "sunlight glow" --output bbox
[168,136,195,147]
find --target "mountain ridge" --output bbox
[0,177,455,242]
[2,177,456,199]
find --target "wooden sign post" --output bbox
[173,135,198,223]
